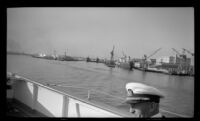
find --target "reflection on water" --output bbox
[7,54,194,117]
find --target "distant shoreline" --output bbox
[7,51,31,56]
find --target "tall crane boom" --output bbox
[110,46,114,55]
[182,48,194,56]
[147,48,162,59]
[172,48,181,56]
[122,51,126,57]
[110,45,115,60]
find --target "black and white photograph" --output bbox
[6,7,194,118]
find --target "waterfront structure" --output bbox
[132,54,193,76]
[132,58,144,68]
[150,59,156,65]
[153,54,193,75]
[86,57,101,63]
[175,55,191,65]
[32,53,46,58]
[117,56,133,70]
[156,56,175,65]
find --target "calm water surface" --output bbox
[7,54,194,117]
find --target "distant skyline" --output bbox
[7,7,194,59]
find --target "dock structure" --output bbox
[130,48,194,76]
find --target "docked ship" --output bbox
[58,55,79,61]
[105,46,116,68]
[57,51,79,61]
[105,61,116,67]
[118,53,134,70]
[32,53,46,58]
[86,57,99,63]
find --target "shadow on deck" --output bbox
[7,99,46,117]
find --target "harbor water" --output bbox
[6,54,194,117]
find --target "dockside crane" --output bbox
[172,48,189,74]
[121,51,128,62]
[108,45,115,66]
[172,48,181,56]
[142,48,162,69]
[182,48,194,75]
[172,48,181,60]
[110,45,115,61]
[144,48,162,61]
[105,45,116,67]
[147,48,162,60]
[182,48,194,56]
[172,48,186,60]
[122,51,126,58]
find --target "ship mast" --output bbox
[110,45,115,61]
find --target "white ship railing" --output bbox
[7,72,191,118]
[47,83,191,118]
[7,72,134,117]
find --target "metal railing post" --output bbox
[32,84,38,110]
[62,95,69,117]
[87,90,90,100]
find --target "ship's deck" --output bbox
[6,98,183,118]
[6,72,190,118]
[7,99,46,117]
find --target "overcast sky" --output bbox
[7,7,194,59]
